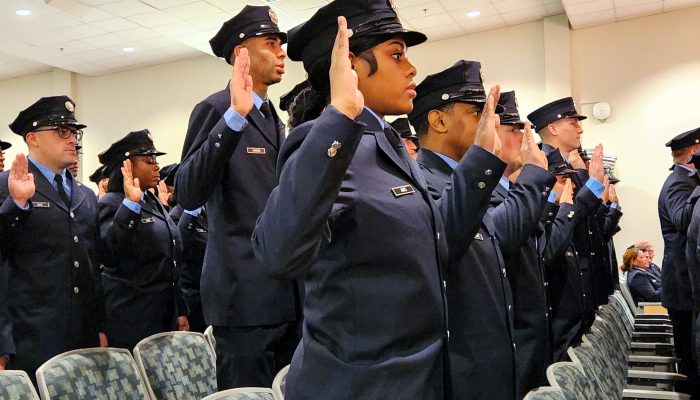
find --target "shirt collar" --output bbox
[675,163,696,175]
[364,107,385,128]
[253,92,265,110]
[433,151,458,170]
[28,156,68,185]
[499,175,511,191]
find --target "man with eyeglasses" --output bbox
[0,96,106,378]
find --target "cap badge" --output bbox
[65,101,74,112]
[268,8,278,25]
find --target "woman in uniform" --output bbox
[98,129,188,349]
[622,246,662,303]
[251,1,505,398]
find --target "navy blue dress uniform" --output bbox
[540,148,597,362]
[97,130,186,349]
[0,96,104,375]
[489,162,556,397]
[175,5,301,389]
[529,98,603,324]
[178,207,208,333]
[411,63,515,399]
[627,267,662,303]
[659,127,700,395]
[488,95,557,396]
[252,2,505,399]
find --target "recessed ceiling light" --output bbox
[16,9,31,16]
[467,10,481,17]
[122,47,136,53]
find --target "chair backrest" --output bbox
[133,331,217,400]
[546,361,594,400]
[523,386,566,400]
[35,347,150,400]
[568,343,622,399]
[204,325,216,357]
[0,370,40,400]
[200,387,277,400]
[619,282,639,315]
[272,365,289,400]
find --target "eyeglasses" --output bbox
[33,126,83,142]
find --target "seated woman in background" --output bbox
[621,246,662,304]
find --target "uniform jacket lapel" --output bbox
[69,176,86,212]
[246,100,281,150]
[360,110,415,184]
[140,191,167,221]
[29,162,69,213]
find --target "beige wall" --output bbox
[571,6,700,261]
[1,8,700,262]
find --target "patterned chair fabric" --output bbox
[0,370,40,400]
[200,388,277,400]
[35,347,150,400]
[133,331,217,400]
[569,343,621,399]
[547,361,600,400]
[272,365,289,400]
[523,386,566,400]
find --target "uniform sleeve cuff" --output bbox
[585,177,605,198]
[224,108,248,132]
[122,198,141,214]
[183,207,201,217]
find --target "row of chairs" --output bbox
[525,285,689,400]
[0,330,288,400]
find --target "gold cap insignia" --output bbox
[65,101,74,112]
[268,8,278,25]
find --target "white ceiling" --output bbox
[0,0,698,81]
[562,0,700,28]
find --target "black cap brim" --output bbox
[0,140,11,150]
[131,149,166,157]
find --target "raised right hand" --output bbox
[230,47,254,117]
[8,153,35,208]
[588,144,605,182]
[121,159,142,203]
[474,85,502,156]
[330,16,364,119]
[520,122,548,169]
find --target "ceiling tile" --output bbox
[418,24,466,41]
[501,5,547,25]
[545,2,566,14]
[397,1,447,19]
[69,63,115,76]
[98,0,157,17]
[152,20,202,36]
[663,0,700,11]
[127,10,181,27]
[270,0,328,12]
[406,13,454,29]
[439,0,492,12]
[140,0,201,8]
[80,33,130,48]
[71,48,121,62]
[203,0,247,13]
[450,3,500,20]
[567,8,616,27]
[58,23,108,40]
[116,26,161,41]
[188,13,233,30]
[614,0,658,7]
[616,1,662,19]
[90,16,140,32]
[165,1,221,19]
[23,31,75,47]
[76,6,115,22]
[565,0,614,15]
[459,14,506,32]
[493,0,544,13]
